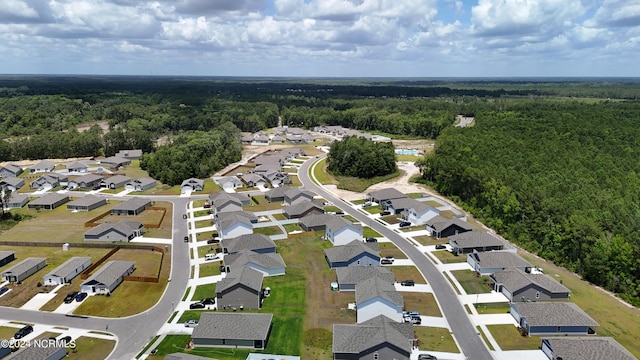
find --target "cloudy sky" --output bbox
[0,0,639,77]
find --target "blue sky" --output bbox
[0,0,639,77]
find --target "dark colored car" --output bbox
[64,291,79,304]
[207,238,220,244]
[365,237,377,242]
[189,302,205,309]
[380,258,394,265]
[0,287,9,296]
[418,354,437,360]
[201,298,215,305]
[75,292,88,302]
[14,325,33,339]
[59,335,72,344]
[435,244,446,249]
[184,236,189,243]
[380,211,391,216]
[399,221,411,227]
[401,280,415,286]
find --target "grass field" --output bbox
[192,283,217,301]
[272,213,287,221]
[288,174,302,187]
[311,158,334,185]
[363,206,382,214]
[253,226,283,236]
[70,336,116,360]
[246,195,284,211]
[413,235,445,246]
[414,327,459,353]
[486,324,541,350]
[198,262,221,277]
[284,223,302,233]
[390,266,427,284]
[432,251,467,264]
[334,170,403,193]
[380,215,401,224]
[474,302,510,314]
[402,292,442,317]
[451,270,491,294]
[476,326,495,350]
[378,242,407,259]
[362,227,381,238]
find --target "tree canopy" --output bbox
[327,136,397,179]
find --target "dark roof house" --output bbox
[80,260,135,294]
[222,233,276,254]
[468,251,532,276]
[449,231,508,255]
[283,200,324,219]
[333,315,414,360]
[491,268,570,302]
[191,313,273,350]
[111,197,151,216]
[84,220,144,242]
[511,302,599,336]
[325,240,380,269]
[336,266,395,292]
[425,215,474,238]
[67,194,107,212]
[216,266,264,310]
[540,336,637,360]
[27,193,69,210]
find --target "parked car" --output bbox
[410,316,422,325]
[184,320,199,328]
[207,237,221,244]
[59,336,72,344]
[363,202,372,207]
[400,280,415,286]
[13,325,33,339]
[201,298,215,305]
[380,258,394,265]
[435,244,446,250]
[203,203,211,208]
[189,302,205,309]
[64,291,79,304]
[408,311,420,317]
[75,292,88,302]
[399,221,411,227]
[365,237,377,242]
[0,287,9,296]
[184,236,189,243]
[204,253,219,261]
[418,354,437,360]
[380,211,391,216]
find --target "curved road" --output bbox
[299,154,493,360]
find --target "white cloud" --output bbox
[587,0,640,28]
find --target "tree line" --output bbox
[327,136,397,179]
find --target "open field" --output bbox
[486,324,541,350]
[451,270,491,294]
[362,227,381,238]
[413,235,445,246]
[71,336,116,360]
[108,248,163,277]
[334,170,403,193]
[378,242,407,259]
[415,327,459,353]
[245,195,284,211]
[432,251,467,264]
[390,266,427,284]
[403,292,442,317]
[253,226,283,236]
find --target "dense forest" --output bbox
[327,136,397,179]
[418,99,640,305]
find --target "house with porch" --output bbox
[181,178,204,193]
[324,240,380,269]
[29,160,55,173]
[2,257,46,283]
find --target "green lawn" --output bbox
[432,250,468,264]
[284,223,302,232]
[362,227,382,238]
[246,195,284,211]
[474,302,510,314]
[363,206,382,214]
[413,235,444,246]
[476,326,495,350]
[311,158,334,185]
[198,262,221,277]
[451,270,491,294]
[334,170,403,193]
[192,283,216,300]
[486,324,541,350]
[379,242,407,259]
[253,226,283,236]
[414,327,459,353]
[272,213,287,221]
[352,199,366,205]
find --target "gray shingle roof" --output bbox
[7,344,65,360]
[85,220,143,237]
[130,177,156,187]
[514,302,599,327]
[366,188,407,202]
[241,173,264,184]
[101,156,130,166]
[115,149,143,159]
[327,217,362,233]
[0,251,14,260]
[210,191,243,209]
[216,210,258,224]
[325,240,380,263]
[1,163,22,174]
[181,177,204,188]
[427,215,474,232]
[216,266,264,293]
[73,173,104,184]
[355,277,403,307]
[66,161,87,170]
[492,268,570,294]
[7,193,28,205]
[102,174,131,186]
[471,251,531,269]
[111,197,151,211]
[385,197,424,211]
[0,177,24,187]
[333,315,412,355]
[224,250,286,271]
[28,193,69,206]
[265,185,291,199]
[283,200,323,217]
[2,257,46,276]
[299,214,337,229]
[30,160,55,170]
[82,260,134,287]
[67,194,105,207]
[44,257,91,279]
[449,231,506,249]
[542,336,637,360]
[222,233,275,253]
[192,312,273,340]
[336,266,395,285]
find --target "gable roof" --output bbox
[65,161,87,170]
[210,191,243,208]
[470,251,532,269]
[181,177,204,188]
[67,194,105,207]
[299,214,338,229]
[85,220,143,237]
[101,156,129,165]
[222,233,275,253]
[264,185,292,199]
[129,177,156,187]
[102,174,131,186]
[325,240,380,263]
[355,277,403,307]
[514,302,599,327]
[284,187,314,201]
[542,336,637,360]
[224,250,286,270]
[0,163,22,174]
[336,266,395,285]
[192,312,273,340]
[216,266,264,293]
[2,257,46,276]
[0,177,24,187]
[217,176,242,186]
[449,231,506,249]
[82,260,134,287]
[115,149,143,159]
[492,268,570,294]
[426,215,474,232]
[241,173,265,184]
[111,197,151,211]
[29,193,68,206]
[7,192,28,205]
[44,257,91,279]
[283,200,323,217]
[327,217,362,234]
[366,188,407,202]
[72,173,103,184]
[30,160,55,170]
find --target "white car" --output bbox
[205,254,220,261]
[184,320,198,328]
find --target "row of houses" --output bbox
[366,188,445,226]
[241,128,316,146]
[313,125,391,142]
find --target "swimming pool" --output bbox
[395,149,419,155]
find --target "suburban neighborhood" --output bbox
[0,129,636,360]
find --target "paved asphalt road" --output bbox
[299,154,494,360]
[0,195,200,360]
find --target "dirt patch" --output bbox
[76,121,109,133]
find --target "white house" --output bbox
[43,257,92,285]
[326,217,363,246]
[355,277,404,323]
[406,202,440,225]
[216,176,243,192]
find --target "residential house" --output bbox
[324,240,380,269]
[405,202,440,225]
[540,337,636,360]
[449,231,508,255]
[100,175,131,189]
[65,161,88,173]
[254,163,282,175]
[27,193,69,210]
[425,215,474,238]
[125,177,157,192]
[241,133,254,144]
[191,313,273,350]
[382,197,423,215]
[261,170,289,187]
[216,212,254,239]
[271,135,285,144]
[222,233,275,254]
[115,149,143,160]
[80,260,135,294]
[5,193,28,209]
[0,251,15,267]
[43,257,92,285]
[241,173,266,188]
[216,176,243,192]
[333,315,414,360]
[0,177,24,191]
[110,197,151,215]
[216,266,264,310]
[210,192,245,214]
[467,251,532,276]
[224,249,286,276]
[251,134,270,146]
[2,257,46,283]
[69,173,103,189]
[181,178,204,193]
[84,220,144,242]
[29,160,55,173]
[299,214,337,231]
[336,266,395,292]
[283,188,315,206]
[356,277,404,323]
[6,344,66,360]
[510,302,598,336]
[283,200,324,219]
[66,194,107,211]
[366,188,407,205]
[253,155,282,168]
[30,173,67,190]
[491,268,570,302]
[100,156,131,169]
[0,163,23,177]
[326,217,363,246]
[264,186,292,203]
